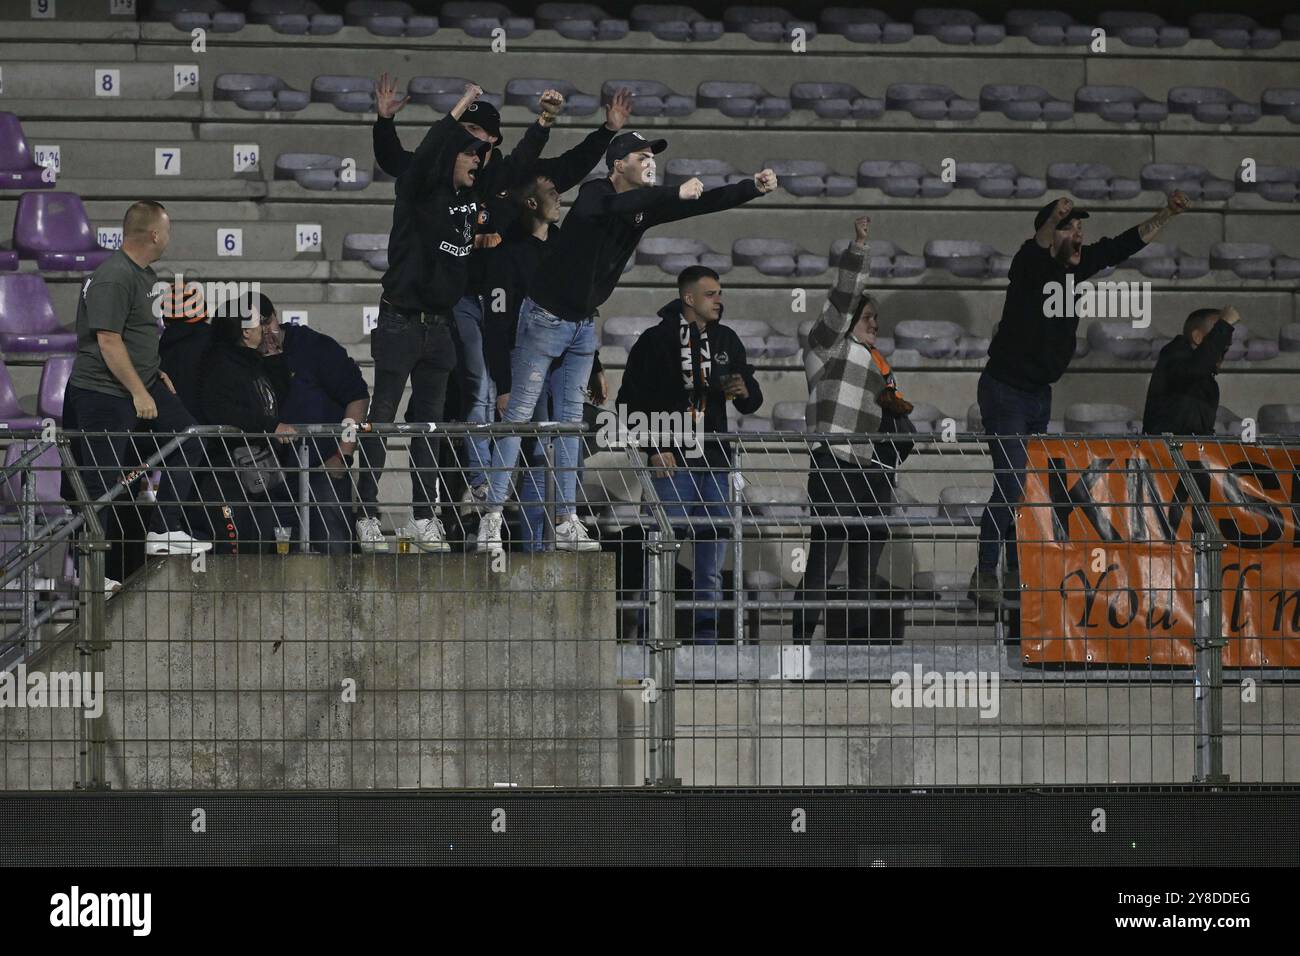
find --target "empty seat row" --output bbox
[0,357,69,427]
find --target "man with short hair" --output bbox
[64,200,212,556]
[1142,306,1239,435]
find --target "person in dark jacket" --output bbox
[969,191,1191,608]
[374,75,632,516]
[616,266,764,643]
[1142,306,1239,435]
[198,310,297,554]
[157,274,211,422]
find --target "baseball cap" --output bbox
[460,101,502,144]
[606,130,668,169]
[1034,200,1090,232]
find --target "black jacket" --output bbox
[482,224,553,392]
[198,340,289,466]
[1141,319,1234,435]
[616,301,763,467]
[985,226,1147,391]
[159,320,211,422]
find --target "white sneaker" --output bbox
[356,517,389,553]
[145,531,213,555]
[555,516,600,552]
[458,484,488,516]
[475,511,504,553]
[104,578,122,597]
[404,517,450,553]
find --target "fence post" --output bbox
[296,439,311,553]
[543,433,557,548]
[20,465,36,653]
[644,530,681,787]
[730,464,745,645]
[1191,532,1229,785]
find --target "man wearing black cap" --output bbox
[1142,305,1239,435]
[969,190,1191,608]
[473,133,779,553]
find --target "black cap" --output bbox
[1034,200,1090,232]
[606,130,668,169]
[461,101,502,144]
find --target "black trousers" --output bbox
[792,449,894,641]
[357,304,456,520]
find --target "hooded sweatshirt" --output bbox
[615,299,763,468]
[1141,319,1234,435]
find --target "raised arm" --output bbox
[640,169,776,228]
[1137,190,1190,244]
[531,88,630,192]
[1163,307,1237,385]
[808,216,872,351]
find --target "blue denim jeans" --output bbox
[517,373,554,552]
[451,294,493,490]
[650,468,731,641]
[976,370,1052,572]
[486,298,595,518]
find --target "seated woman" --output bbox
[198,300,297,554]
[793,215,916,643]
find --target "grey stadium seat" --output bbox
[1096,11,1188,47]
[343,1,437,37]
[736,416,772,432]
[505,79,599,116]
[893,319,964,358]
[955,161,1045,198]
[1140,163,1235,202]
[913,7,1006,45]
[1168,87,1261,125]
[762,160,855,197]
[664,158,745,189]
[248,0,343,34]
[830,238,925,277]
[857,160,952,198]
[820,7,912,43]
[602,315,658,349]
[1075,85,1168,124]
[149,0,246,32]
[311,75,376,113]
[408,77,503,112]
[1261,89,1300,124]
[723,5,816,43]
[1243,334,1278,363]
[732,238,822,277]
[1212,406,1244,437]
[342,233,388,271]
[214,74,310,112]
[980,84,1073,122]
[1280,324,1300,352]
[1004,9,1095,46]
[439,1,534,37]
[956,334,990,358]
[1123,243,1209,279]
[628,4,723,41]
[696,82,791,119]
[765,335,799,357]
[601,80,695,117]
[905,402,948,434]
[939,486,986,522]
[1064,402,1140,434]
[275,153,371,191]
[923,240,1001,278]
[536,3,628,40]
[1188,13,1280,50]
[885,83,979,121]
[789,83,884,120]
[637,237,732,275]
[1046,162,1141,200]
[891,489,941,521]
[966,402,983,432]
[770,402,808,432]
[1236,164,1300,204]
[1257,405,1300,436]
[1209,243,1300,280]
[1087,322,1155,360]
[744,485,809,521]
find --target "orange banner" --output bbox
[1016,439,1300,667]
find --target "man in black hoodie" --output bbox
[616,266,763,642]
[969,191,1190,608]
[1142,306,1239,435]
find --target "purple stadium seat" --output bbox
[1097,11,1188,48]
[0,275,76,352]
[697,81,790,118]
[1188,13,1280,50]
[343,1,437,37]
[789,82,884,119]
[1046,162,1141,200]
[148,0,246,32]
[407,77,503,112]
[980,84,1073,121]
[723,5,816,42]
[1168,87,1261,125]
[664,158,745,189]
[439,1,534,38]
[0,361,44,430]
[820,7,912,43]
[0,441,64,516]
[311,75,378,113]
[37,355,72,420]
[536,3,628,40]
[1236,164,1300,203]
[1261,89,1300,123]
[0,113,54,191]
[913,7,1006,45]
[923,240,1001,277]
[885,83,979,120]
[214,74,310,112]
[12,193,112,271]
[1004,9,1095,46]
[857,159,952,198]
[0,252,17,272]
[628,4,722,42]
[1075,85,1168,123]
[248,0,343,34]
[600,80,695,117]
[1140,163,1235,202]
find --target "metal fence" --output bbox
[1,424,1297,790]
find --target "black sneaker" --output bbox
[967,568,1001,610]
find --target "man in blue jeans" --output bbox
[474,131,777,553]
[970,191,1190,607]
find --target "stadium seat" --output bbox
[923,240,1001,278]
[37,355,72,421]
[769,402,807,432]
[980,84,1073,122]
[627,4,723,41]
[732,239,824,277]
[0,442,65,517]
[536,3,628,40]
[1003,9,1095,46]
[820,7,912,43]
[12,193,111,272]
[1064,402,1140,434]
[891,487,941,520]
[638,237,731,275]
[1123,243,1209,279]
[885,83,979,121]
[0,361,44,430]
[735,415,771,432]
[956,334,990,358]
[342,233,388,271]
[311,75,377,113]
[0,275,76,353]
[1096,11,1189,47]
[1257,404,1300,436]
[1261,89,1300,123]
[247,0,343,34]
[762,160,855,197]
[905,402,948,433]
[0,113,55,191]
[602,315,658,349]
[214,74,310,112]
[1046,162,1141,200]
[148,0,247,32]
[1236,164,1300,203]
[1188,13,1280,50]
[600,80,695,117]
[913,8,1006,44]
[1243,337,1279,362]
[1087,321,1155,360]
[1213,405,1245,437]
[343,1,438,36]
[893,319,963,358]
[723,5,816,42]
[764,335,798,357]
[789,82,884,120]
[829,238,925,277]
[664,158,745,189]
[439,1,534,37]
[939,486,986,522]
[696,82,791,119]
[1167,87,1261,125]
[408,77,503,112]
[856,160,952,198]
[955,161,1045,198]
[1139,163,1235,201]
[0,253,17,272]
[505,79,600,116]
[275,153,372,191]
[1209,243,1300,280]
[1074,85,1168,123]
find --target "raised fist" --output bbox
[678,177,704,200]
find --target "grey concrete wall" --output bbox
[0,553,621,790]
